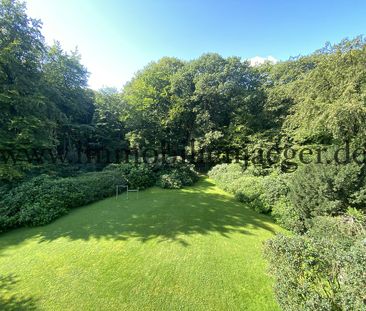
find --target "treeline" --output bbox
[2,0,263,179]
[0,0,94,179]
[2,0,366,182]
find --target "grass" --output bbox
[0,178,285,310]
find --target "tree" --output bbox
[42,42,94,150]
[170,53,263,152]
[281,38,366,144]
[92,87,127,150]
[123,57,184,150]
[0,0,52,149]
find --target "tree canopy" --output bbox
[1,0,366,180]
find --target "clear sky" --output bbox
[25,0,366,90]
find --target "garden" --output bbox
[1,1,365,310]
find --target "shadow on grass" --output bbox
[0,275,37,310]
[0,178,278,249]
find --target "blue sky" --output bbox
[25,0,366,90]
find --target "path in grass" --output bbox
[0,178,285,310]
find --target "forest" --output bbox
[0,1,365,310]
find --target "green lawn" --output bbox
[0,178,284,311]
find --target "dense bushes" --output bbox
[267,163,366,310]
[269,162,366,233]
[209,161,366,310]
[265,215,366,311]
[0,170,126,231]
[207,163,245,192]
[208,163,288,213]
[156,163,199,189]
[0,162,199,232]
[104,163,156,189]
[105,162,199,190]
[209,162,366,230]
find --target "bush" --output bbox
[157,171,183,189]
[156,163,199,189]
[208,163,289,213]
[285,162,366,232]
[208,163,245,192]
[265,215,366,311]
[104,163,156,189]
[271,197,301,231]
[233,176,270,213]
[0,170,127,231]
[0,162,199,232]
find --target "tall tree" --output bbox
[123,57,184,149]
[281,38,366,144]
[0,0,52,148]
[170,53,262,150]
[42,42,94,149]
[92,87,127,150]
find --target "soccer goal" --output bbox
[115,184,139,199]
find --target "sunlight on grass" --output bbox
[0,178,285,310]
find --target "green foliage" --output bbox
[233,176,270,213]
[1,5,365,309]
[0,170,126,230]
[271,196,301,231]
[0,0,96,181]
[208,163,289,214]
[157,172,183,189]
[286,162,366,232]
[123,57,185,149]
[92,87,127,150]
[265,216,366,311]
[122,53,264,152]
[171,53,266,151]
[104,163,156,190]
[43,42,94,125]
[156,163,199,189]
[0,162,199,232]
[272,37,366,144]
[207,163,245,192]
[0,0,52,149]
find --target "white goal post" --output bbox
[115,184,139,199]
[115,184,128,199]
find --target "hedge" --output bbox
[0,163,200,232]
[0,170,128,231]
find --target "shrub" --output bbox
[261,172,290,205]
[0,162,199,232]
[156,163,199,189]
[285,162,366,232]
[265,215,366,311]
[271,197,301,231]
[233,176,270,213]
[209,163,289,213]
[104,163,156,189]
[157,171,183,189]
[208,163,245,192]
[0,170,127,231]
